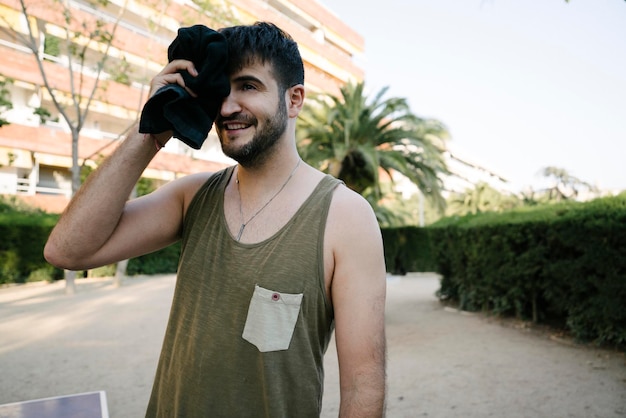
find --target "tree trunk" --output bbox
[71,129,81,195]
[64,269,76,295]
[114,259,128,288]
[64,130,81,294]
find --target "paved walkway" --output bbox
[1,273,624,417]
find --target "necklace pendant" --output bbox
[236,223,246,241]
[235,159,301,242]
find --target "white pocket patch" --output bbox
[242,285,304,352]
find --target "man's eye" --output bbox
[242,83,256,91]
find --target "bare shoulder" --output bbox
[174,171,214,191]
[153,171,214,207]
[128,171,215,230]
[177,171,214,199]
[325,183,384,273]
[327,183,379,233]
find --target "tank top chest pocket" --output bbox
[242,284,304,352]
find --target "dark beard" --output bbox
[218,97,288,167]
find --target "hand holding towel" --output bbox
[139,25,230,149]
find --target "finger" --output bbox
[162,59,198,77]
[149,73,185,97]
[150,73,201,99]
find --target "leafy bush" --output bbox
[384,194,626,349]
[127,243,181,275]
[0,199,61,284]
[89,264,117,278]
[26,265,58,283]
[382,227,436,274]
[0,195,180,283]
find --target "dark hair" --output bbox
[219,22,305,92]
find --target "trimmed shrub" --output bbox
[383,194,626,348]
[127,243,181,276]
[0,211,62,284]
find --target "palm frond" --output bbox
[297,80,451,222]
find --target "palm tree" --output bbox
[539,166,600,201]
[446,182,520,216]
[297,81,450,217]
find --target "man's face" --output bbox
[215,62,288,167]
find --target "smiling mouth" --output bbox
[223,122,250,131]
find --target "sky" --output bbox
[320,0,626,193]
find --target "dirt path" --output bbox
[1,273,624,417]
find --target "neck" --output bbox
[235,146,300,187]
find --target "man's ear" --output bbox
[287,84,305,118]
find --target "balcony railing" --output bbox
[16,178,71,197]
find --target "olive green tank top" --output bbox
[146,166,341,418]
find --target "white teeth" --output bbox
[226,123,247,130]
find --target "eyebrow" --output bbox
[232,75,265,86]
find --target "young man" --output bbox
[45,22,386,417]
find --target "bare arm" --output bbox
[44,60,205,270]
[327,186,387,418]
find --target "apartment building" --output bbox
[0,0,364,212]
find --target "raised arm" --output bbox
[327,186,387,418]
[44,60,206,271]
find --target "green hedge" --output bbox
[382,226,436,274]
[127,242,181,275]
[383,194,626,348]
[0,205,180,284]
[0,212,63,284]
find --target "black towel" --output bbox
[139,25,230,150]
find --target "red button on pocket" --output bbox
[271,293,280,301]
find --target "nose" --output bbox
[220,92,242,118]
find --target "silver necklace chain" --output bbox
[235,159,302,241]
